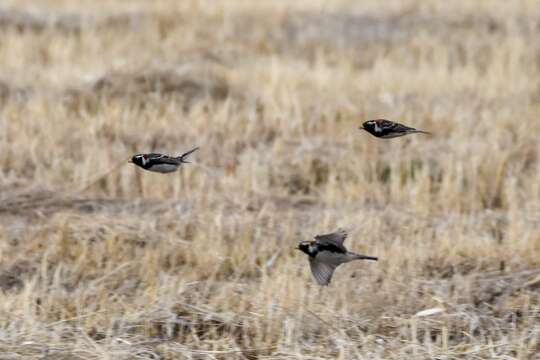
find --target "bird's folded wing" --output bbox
[389,122,415,132]
[309,257,337,286]
[146,153,164,159]
[153,155,182,164]
[379,119,399,129]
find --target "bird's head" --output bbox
[360,120,377,132]
[129,154,149,167]
[296,241,316,256]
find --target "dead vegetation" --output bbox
[0,1,538,359]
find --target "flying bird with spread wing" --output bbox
[296,229,378,285]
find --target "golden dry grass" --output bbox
[0,0,539,359]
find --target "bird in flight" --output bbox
[129,147,199,173]
[360,119,431,139]
[296,229,378,285]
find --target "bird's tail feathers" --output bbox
[411,129,431,135]
[178,146,199,163]
[352,253,378,261]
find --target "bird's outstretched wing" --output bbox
[309,257,338,285]
[314,229,348,253]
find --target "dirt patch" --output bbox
[63,65,231,112]
[0,187,175,219]
[92,69,229,100]
[0,9,151,33]
[0,79,30,104]
[285,12,501,46]
[470,269,540,307]
[0,260,36,293]
[232,11,505,58]
[0,10,82,32]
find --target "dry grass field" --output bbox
[0,0,539,359]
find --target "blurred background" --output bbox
[0,1,539,359]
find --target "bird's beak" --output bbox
[294,246,300,250]
[128,159,133,163]
[359,126,366,131]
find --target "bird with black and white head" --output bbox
[129,147,199,173]
[360,119,431,139]
[297,229,378,286]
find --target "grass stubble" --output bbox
[0,0,539,359]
